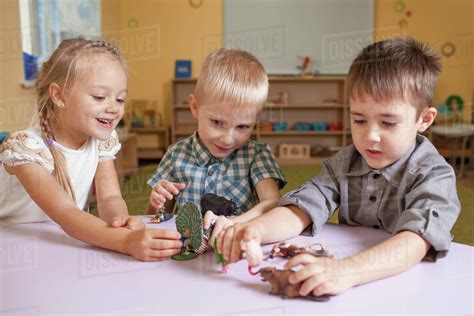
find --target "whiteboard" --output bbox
[224,0,374,75]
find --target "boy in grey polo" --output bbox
[216,37,460,297]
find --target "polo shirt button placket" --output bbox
[208,170,214,176]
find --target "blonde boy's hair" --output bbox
[194,48,268,108]
[346,37,441,117]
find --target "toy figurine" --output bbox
[200,193,239,217]
[259,267,330,302]
[150,206,173,223]
[268,242,333,260]
[172,202,208,260]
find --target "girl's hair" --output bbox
[34,37,125,202]
[194,48,269,109]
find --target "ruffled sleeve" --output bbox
[0,131,54,172]
[98,130,121,161]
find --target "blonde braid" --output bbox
[38,103,76,202]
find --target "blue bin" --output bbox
[273,122,288,131]
[23,52,38,81]
[294,122,312,131]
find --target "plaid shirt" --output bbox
[148,132,286,214]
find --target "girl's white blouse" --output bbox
[0,126,121,226]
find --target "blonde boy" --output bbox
[216,37,460,296]
[147,48,285,238]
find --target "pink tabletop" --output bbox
[1,216,472,315]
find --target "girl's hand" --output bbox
[216,223,262,264]
[149,180,186,210]
[203,210,234,243]
[125,229,182,261]
[111,216,145,230]
[284,254,358,297]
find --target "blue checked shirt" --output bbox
[148,132,286,214]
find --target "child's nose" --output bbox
[366,125,381,143]
[105,100,119,113]
[221,129,234,145]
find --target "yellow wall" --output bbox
[101,0,223,125]
[375,0,473,122]
[2,0,472,133]
[0,0,36,132]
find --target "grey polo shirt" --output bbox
[280,135,460,257]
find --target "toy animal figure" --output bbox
[269,242,333,260]
[259,267,330,302]
[200,193,239,217]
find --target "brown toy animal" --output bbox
[259,267,330,302]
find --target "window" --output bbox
[18,0,101,85]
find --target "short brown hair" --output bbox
[194,48,268,108]
[346,37,441,117]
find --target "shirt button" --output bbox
[208,170,214,176]
[432,210,439,217]
[372,224,380,229]
[373,173,380,179]
[369,196,377,202]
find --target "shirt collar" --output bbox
[191,132,236,167]
[347,141,417,188]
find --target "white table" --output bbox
[431,123,474,177]
[1,216,472,315]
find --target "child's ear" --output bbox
[189,94,199,118]
[418,106,437,132]
[49,83,65,108]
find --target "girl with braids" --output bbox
[0,37,182,261]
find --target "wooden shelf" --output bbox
[171,76,349,159]
[130,127,168,132]
[136,148,166,159]
[258,131,344,136]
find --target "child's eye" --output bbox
[237,125,251,130]
[353,119,366,125]
[117,98,126,104]
[211,119,223,126]
[382,121,398,127]
[93,95,105,101]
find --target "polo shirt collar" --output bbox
[191,132,236,166]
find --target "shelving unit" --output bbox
[171,76,349,164]
[129,126,169,159]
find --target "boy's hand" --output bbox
[125,229,182,261]
[203,210,234,243]
[149,180,186,209]
[284,254,358,297]
[216,223,262,264]
[111,215,145,230]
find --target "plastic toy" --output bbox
[294,122,312,131]
[273,122,288,131]
[312,121,328,131]
[172,202,209,261]
[279,144,311,159]
[200,193,239,217]
[268,242,333,260]
[150,206,173,224]
[258,267,330,302]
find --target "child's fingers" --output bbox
[284,253,318,269]
[154,185,174,200]
[149,229,181,241]
[209,216,233,243]
[149,191,165,209]
[148,248,182,260]
[111,216,125,227]
[150,238,183,250]
[219,226,235,260]
[289,263,326,286]
[173,182,186,190]
[126,217,145,230]
[203,210,217,230]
